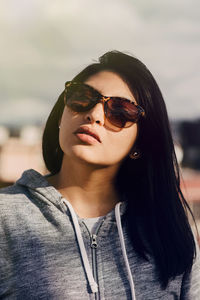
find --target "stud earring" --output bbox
[129,150,141,159]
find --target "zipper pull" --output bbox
[91,234,98,248]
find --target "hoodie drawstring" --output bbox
[62,198,136,299]
[115,202,136,300]
[62,198,98,293]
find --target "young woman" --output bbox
[0,50,199,299]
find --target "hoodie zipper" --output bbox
[82,218,105,300]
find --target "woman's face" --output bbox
[59,71,138,166]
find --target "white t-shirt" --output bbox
[82,215,105,234]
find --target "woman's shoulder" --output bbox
[0,168,47,209]
[0,183,26,201]
[0,184,32,219]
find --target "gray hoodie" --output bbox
[0,169,200,299]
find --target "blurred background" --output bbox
[0,0,200,237]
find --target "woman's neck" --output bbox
[47,155,121,218]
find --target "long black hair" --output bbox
[42,50,197,288]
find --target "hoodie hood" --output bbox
[16,169,128,223]
[16,169,64,211]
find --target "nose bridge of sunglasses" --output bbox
[95,96,111,113]
[90,99,106,113]
[86,98,107,124]
[101,96,110,102]
[89,95,110,109]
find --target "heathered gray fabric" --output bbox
[0,168,200,299]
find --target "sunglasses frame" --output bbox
[63,80,145,128]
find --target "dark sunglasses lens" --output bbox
[106,98,140,128]
[66,84,96,112]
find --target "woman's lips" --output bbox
[73,126,102,144]
[75,133,100,144]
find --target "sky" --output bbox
[0,0,200,126]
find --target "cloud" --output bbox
[0,0,200,123]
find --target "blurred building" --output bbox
[174,140,200,241]
[176,119,200,170]
[0,125,46,186]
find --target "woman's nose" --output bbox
[84,102,105,125]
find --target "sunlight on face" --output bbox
[59,71,138,166]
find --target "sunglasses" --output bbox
[64,81,145,129]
